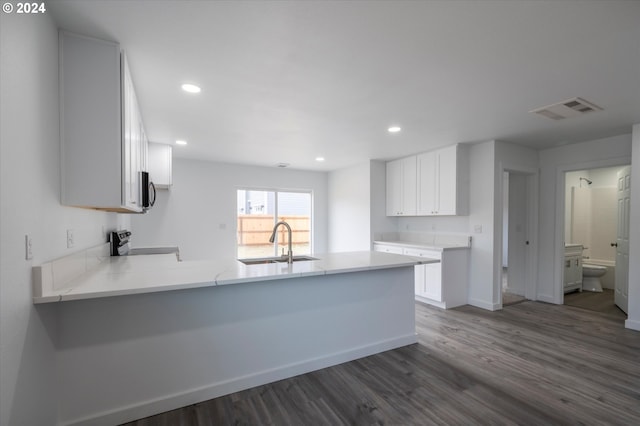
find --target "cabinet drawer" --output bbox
[373,244,404,255]
[403,248,441,259]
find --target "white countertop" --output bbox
[33,251,438,304]
[373,240,471,251]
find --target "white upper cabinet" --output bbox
[386,156,417,216]
[60,31,147,213]
[386,144,469,217]
[417,144,469,216]
[148,142,173,189]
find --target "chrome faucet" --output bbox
[269,221,293,264]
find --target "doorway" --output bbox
[561,165,630,318]
[500,170,537,307]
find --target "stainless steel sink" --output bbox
[239,256,318,265]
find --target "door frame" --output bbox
[496,162,539,308]
[553,157,631,304]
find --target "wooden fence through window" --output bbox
[237,215,310,245]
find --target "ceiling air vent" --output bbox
[530,97,603,120]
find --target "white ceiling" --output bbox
[48,0,640,171]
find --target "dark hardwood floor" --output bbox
[122,301,640,425]
[564,288,627,319]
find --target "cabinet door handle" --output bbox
[149,181,156,207]
[611,242,618,247]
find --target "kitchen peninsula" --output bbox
[32,249,436,425]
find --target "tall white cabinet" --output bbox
[60,31,148,213]
[386,144,468,217]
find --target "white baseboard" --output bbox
[625,319,640,332]
[61,334,418,426]
[467,298,500,311]
[536,294,558,304]
[415,295,446,309]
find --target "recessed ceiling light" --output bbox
[388,126,401,133]
[175,140,188,145]
[315,157,325,162]
[181,83,201,93]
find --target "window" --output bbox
[237,189,312,259]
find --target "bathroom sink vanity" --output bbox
[564,244,584,293]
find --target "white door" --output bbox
[615,166,631,313]
[423,262,442,301]
[437,146,457,215]
[416,151,437,215]
[401,156,417,215]
[507,173,527,296]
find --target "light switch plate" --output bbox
[25,234,33,260]
[67,229,74,248]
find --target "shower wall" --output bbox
[570,186,616,262]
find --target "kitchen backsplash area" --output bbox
[374,232,472,248]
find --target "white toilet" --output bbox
[582,264,607,292]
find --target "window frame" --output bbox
[236,187,314,259]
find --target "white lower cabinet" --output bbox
[416,263,442,302]
[563,245,583,293]
[374,243,469,309]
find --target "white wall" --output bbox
[326,159,395,251]
[538,134,632,304]
[370,160,396,241]
[131,158,328,261]
[328,162,371,251]
[565,167,621,260]
[467,141,497,309]
[0,13,126,425]
[627,124,640,331]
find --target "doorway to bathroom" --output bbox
[562,165,630,318]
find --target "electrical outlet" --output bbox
[67,229,74,248]
[25,235,33,260]
[474,225,483,234]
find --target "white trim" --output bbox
[468,297,500,311]
[625,319,640,332]
[537,294,557,304]
[60,334,418,426]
